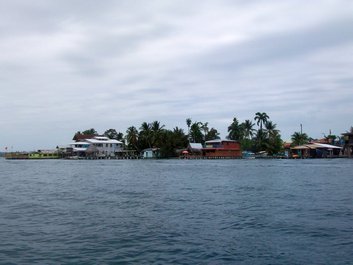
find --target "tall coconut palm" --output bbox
[151,120,165,147]
[201,122,209,142]
[254,112,269,131]
[190,122,203,143]
[186,118,192,132]
[126,126,139,150]
[139,122,152,148]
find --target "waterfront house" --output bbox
[202,139,242,158]
[70,136,123,158]
[141,148,160,159]
[188,143,203,156]
[290,143,342,158]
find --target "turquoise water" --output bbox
[0,158,352,264]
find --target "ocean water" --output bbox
[0,158,352,264]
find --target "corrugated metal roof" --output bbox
[291,143,342,150]
[85,139,123,144]
[189,143,203,149]
[205,139,236,144]
[309,143,342,149]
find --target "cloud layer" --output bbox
[1,0,353,150]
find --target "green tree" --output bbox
[190,122,203,143]
[265,121,282,155]
[265,121,279,138]
[291,132,309,146]
[254,112,269,131]
[158,128,188,158]
[104,129,119,139]
[242,119,256,139]
[139,122,152,149]
[227,117,244,141]
[201,122,209,142]
[172,127,188,148]
[82,128,97,135]
[206,128,220,141]
[151,120,165,147]
[254,129,268,152]
[186,118,192,140]
[116,132,124,142]
[126,126,139,150]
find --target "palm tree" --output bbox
[227,117,243,141]
[291,132,309,146]
[151,120,165,147]
[190,122,203,143]
[265,121,279,138]
[173,127,188,148]
[186,118,192,132]
[126,126,139,150]
[254,112,269,131]
[139,122,152,148]
[242,119,256,139]
[201,122,209,142]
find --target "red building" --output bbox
[202,139,242,158]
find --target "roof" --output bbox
[205,139,237,144]
[85,138,123,144]
[342,132,353,136]
[291,143,342,150]
[189,143,203,150]
[309,143,341,149]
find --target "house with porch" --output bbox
[290,143,342,158]
[70,136,123,158]
[202,139,242,158]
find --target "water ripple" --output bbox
[0,159,353,264]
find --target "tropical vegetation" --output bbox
[227,112,283,155]
[72,112,324,158]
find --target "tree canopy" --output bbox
[70,112,321,157]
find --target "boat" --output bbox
[242,151,255,159]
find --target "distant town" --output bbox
[3,112,353,160]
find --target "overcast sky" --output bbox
[1,0,353,150]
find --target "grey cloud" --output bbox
[1,1,353,150]
[194,18,353,72]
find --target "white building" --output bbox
[70,136,123,158]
